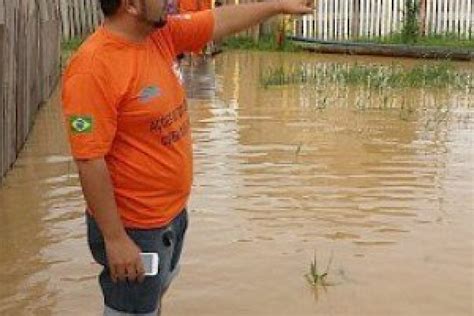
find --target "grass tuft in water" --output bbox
[305,251,333,288]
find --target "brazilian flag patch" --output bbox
[70,116,93,134]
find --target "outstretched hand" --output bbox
[212,0,316,41]
[279,0,315,15]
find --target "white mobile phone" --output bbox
[140,252,159,276]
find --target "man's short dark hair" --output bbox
[100,0,121,16]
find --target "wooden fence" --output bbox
[0,0,61,181]
[59,0,102,41]
[293,0,473,41]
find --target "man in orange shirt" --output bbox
[62,0,313,314]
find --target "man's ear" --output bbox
[123,0,141,16]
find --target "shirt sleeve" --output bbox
[167,10,215,55]
[61,72,118,159]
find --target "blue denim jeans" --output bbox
[87,209,188,315]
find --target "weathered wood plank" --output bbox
[0,24,5,180]
[0,0,61,181]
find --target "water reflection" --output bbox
[0,89,95,315]
[173,52,472,315]
[186,52,472,245]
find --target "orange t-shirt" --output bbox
[62,11,215,229]
[179,0,212,12]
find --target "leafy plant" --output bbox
[305,251,333,288]
[401,0,420,44]
[61,37,84,53]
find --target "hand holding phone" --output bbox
[105,235,145,283]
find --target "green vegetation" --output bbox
[356,33,474,48]
[305,252,333,288]
[223,35,302,52]
[62,37,84,54]
[261,62,473,90]
[61,37,84,67]
[401,0,420,44]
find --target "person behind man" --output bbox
[61,0,313,314]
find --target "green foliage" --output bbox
[357,33,474,48]
[261,62,473,90]
[61,37,84,53]
[401,0,420,44]
[222,35,302,52]
[305,251,333,288]
[61,37,84,68]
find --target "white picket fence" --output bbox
[293,0,473,41]
[59,0,474,42]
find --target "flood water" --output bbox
[0,52,473,316]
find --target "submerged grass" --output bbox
[305,251,334,288]
[261,62,473,90]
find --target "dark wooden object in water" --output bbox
[290,37,473,61]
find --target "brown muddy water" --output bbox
[0,52,473,316]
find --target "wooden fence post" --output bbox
[59,0,70,40]
[79,0,86,36]
[86,0,94,34]
[351,0,360,39]
[0,2,5,180]
[419,0,427,35]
